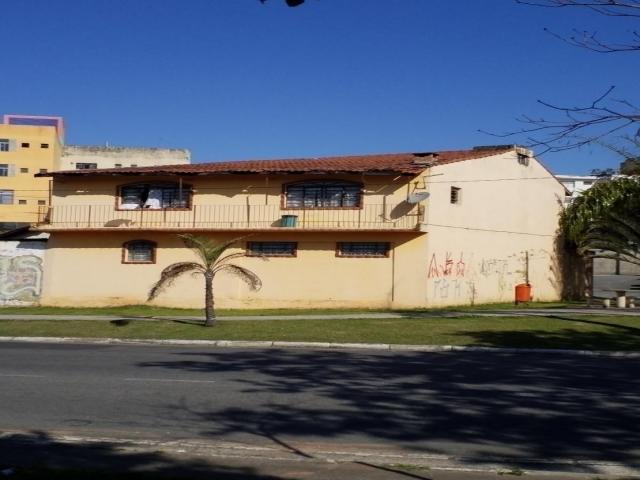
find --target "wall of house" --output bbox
[422,150,565,306]
[59,146,191,170]
[40,231,428,308]
[49,172,417,206]
[0,240,45,304]
[0,124,60,224]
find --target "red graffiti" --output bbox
[428,252,466,279]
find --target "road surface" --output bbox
[1,342,638,477]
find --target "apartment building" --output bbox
[0,114,191,230]
[0,115,64,228]
[34,145,566,308]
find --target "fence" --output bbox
[36,203,422,231]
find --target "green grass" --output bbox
[0,314,638,350]
[0,301,582,317]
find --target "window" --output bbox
[284,181,362,209]
[18,200,26,205]
[37,200,46,205]
[336,242,390,258]
[40,143,49,149]
[131,164,138,167]
[39,168,48,174]
[0,164,8,177]
[21,142,30,148]
[122,240,156,264]
[20,168,28,173]
[114,163,122,168]
[450,186,461,204]
[119,183,191,209]
[75,163,98,170]
[0,139,9,152]
[517,153,530,166]
[247,242,297,257]
[0,190,14,205]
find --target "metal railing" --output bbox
[36,203,422,231]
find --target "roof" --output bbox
[38,146,515,178]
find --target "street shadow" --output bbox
[546,314,640,334]
[0,430,282,479]
[138,348,640,472]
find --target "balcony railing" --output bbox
[36,203,423,231]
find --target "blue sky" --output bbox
[1,0,638,173]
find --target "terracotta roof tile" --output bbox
[40,147,515,177]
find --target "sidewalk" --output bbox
[0,307,638,322]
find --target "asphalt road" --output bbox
[1,342,639,477]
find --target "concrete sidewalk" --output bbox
[0,307,638,322]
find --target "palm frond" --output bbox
[147,262,204,300]
[214,264,262,291]
[178,234,245,268]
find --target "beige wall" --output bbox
[50,172,418,206]
[422,150,565,305]
[41,231,427,308]
[58,145,190,171]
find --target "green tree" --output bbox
[562,177,640,265]
[148,235,262,327]
[620,157,640,175]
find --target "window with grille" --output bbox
[247,242,297,257]
[517,153,530,166]
[76,163,98,170]
[284,181,362,208]
[0,190,14,205]
[336,242,390,258]
[119,183,191,209]
[123,240,156,264]
[450,186,461,204]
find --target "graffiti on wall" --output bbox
[0,255,43,302]
[427,250,540,303]
[428,252,466,278]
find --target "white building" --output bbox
[59,145,190,171]
[555,174,600,205]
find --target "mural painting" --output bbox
[0,255,43,302]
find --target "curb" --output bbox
[1,336,640,357]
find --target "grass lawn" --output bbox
[0,301,582,317]
[0,314,638,351]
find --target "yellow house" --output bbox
[34,145,566,309]
[0,115,64,228]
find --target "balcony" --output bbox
[35,203,424,232]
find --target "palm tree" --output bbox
[148,234,262,327]
[561,176,640,265]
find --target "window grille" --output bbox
[119,183,190,209]
[123,241,156,263]
[285,181,361,208]
[247,242,297,257]
[450,187,461,204]
[336,242,390,258]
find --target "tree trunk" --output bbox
[204,270,216,327]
